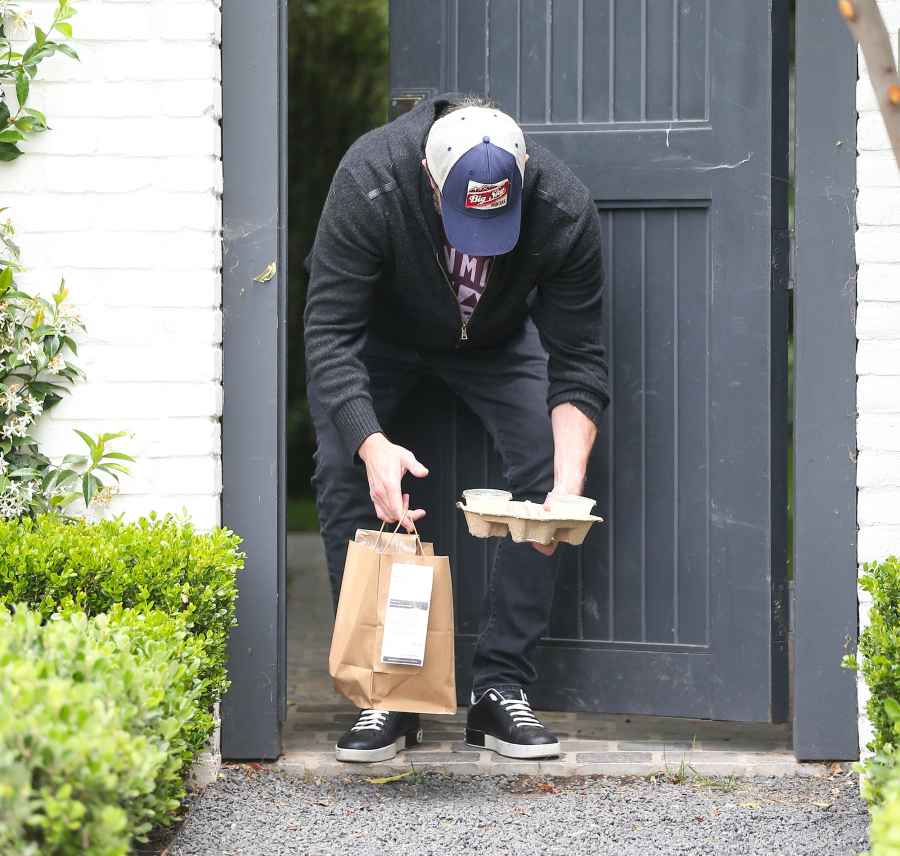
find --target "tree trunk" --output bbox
[840,0,900,168]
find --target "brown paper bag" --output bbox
[329,527,456,714]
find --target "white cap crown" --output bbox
[425,105,526,192]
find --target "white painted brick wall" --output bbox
[4,0,222,531]
[856,0,900,756]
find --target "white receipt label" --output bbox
[381,562,434,667]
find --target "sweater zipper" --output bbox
[432,249,497,344]
[433,249,470,343]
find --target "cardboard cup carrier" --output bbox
[457,491,604,546]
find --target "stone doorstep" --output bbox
[287,734,799,759]
[273,746,830,779]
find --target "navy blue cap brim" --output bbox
[440,193,522,256]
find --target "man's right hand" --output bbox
[358,433,429,531]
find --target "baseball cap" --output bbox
[424,105,527,256]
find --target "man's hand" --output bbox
[532,403,598,556]
[358,432,429,531]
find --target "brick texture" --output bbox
[856,0,900,757]
[4,0,223,528]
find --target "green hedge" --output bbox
[845,556,900,855]
[852,556,900,753]
[0,605,205,856]
[869,772,900,856]
[0,512,244,735]
[0,512,245,854]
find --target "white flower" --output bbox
[1,414,32,439]
[0,455,7,476]
[0,489,25,520]
[21,340,42,362]
[46,354,65,375]
[17,480,38,502]
[1,386,22,415]
[26,395,43,417]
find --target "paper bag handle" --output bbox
[375,499,425,556]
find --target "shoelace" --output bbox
[350,709,389,732]
[500,696,543,729]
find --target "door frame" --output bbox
[792,2,859,761]
[218,0,859,760]
[220,0,288,760]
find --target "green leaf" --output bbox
[73,429,97,455]
[0,266,13,293]
[54,22,73,39]
[15,71,29,107]
[34,26,47,46]
[367,771,414,785]
[54,44,79,61]
[82,471,97,507]
[0,142,22,162]
[0,129,24,144]
[101,452,136,463]
[59,455,88,468]
[22,106,48,126]
[8,467,40,478]
[97,462,130,477]
[0,100,10,128]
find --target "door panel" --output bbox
[389,0,786,721]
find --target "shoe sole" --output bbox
[335,728,423,763]
[465,728,561,760]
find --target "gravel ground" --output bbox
[166,766,868,856]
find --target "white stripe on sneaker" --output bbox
[467,733,560,760]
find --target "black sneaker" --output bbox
[334,709,422,763]
[465,687,560,759]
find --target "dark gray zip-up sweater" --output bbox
[304,94,609,458]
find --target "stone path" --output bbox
[283,534,836,778]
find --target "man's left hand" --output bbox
[531,481,585,556]
[531,403,597,556]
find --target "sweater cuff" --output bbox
[332,397,383,460]
[547,390,608,429]
[570,400,603,427]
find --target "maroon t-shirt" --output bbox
[442,241,492,321]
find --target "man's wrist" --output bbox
[358,432,387,463]
[552,469,587,496]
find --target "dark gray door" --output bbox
[390,0,788,722]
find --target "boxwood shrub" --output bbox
[849,556,900,753]
[0,605,207,856]
[0,512,244,724]
[844,556,900,855]
[869,768,900,856]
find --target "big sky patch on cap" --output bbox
[425,105,527,256]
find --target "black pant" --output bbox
[309,319,558,696]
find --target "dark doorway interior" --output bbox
[287,0,390,532]
[285,0,390,721]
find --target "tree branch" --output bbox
[840,0,900,168]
